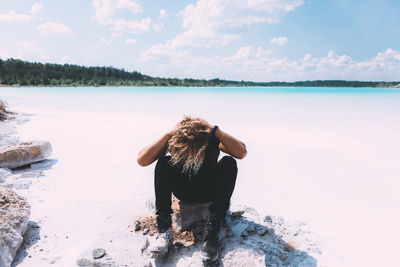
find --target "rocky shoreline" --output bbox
[0,99,53,267]
[0,187,31,267]
[0,100,17,148]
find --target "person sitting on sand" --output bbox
[137,116,247,261]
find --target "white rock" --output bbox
[76,258,92,266]
[4,181,32,190]
[0,100,7,121]
[92,248,107,259]
[222,248,266,266]
[0,141,52,169]
[225,227,234,238]
[0,186,31,267]
[256,226,268,236]
[240,230,249,238]
[0,168,12,183]
[0,122,18,148]
[263,215,273,224]
[134,221,141,231]
[172,201,210,231]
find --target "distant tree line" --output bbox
[0,58,145,86]
[251,80,400,88]
[0,58,398,87]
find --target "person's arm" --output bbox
[198,119,247,159]
[137,132,171,167]
[215,128,247,159]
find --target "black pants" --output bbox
[154,155,238,217]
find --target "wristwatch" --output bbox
[211,125,219,136]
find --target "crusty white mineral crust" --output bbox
[0,186,31,267]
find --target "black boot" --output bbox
[156,212,172,233]
[201,213,222,262]
[148,213,173,257]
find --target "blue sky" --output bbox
[1,0,399,81]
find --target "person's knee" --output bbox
[220,156,238,172]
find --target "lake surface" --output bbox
[1,86,400,266]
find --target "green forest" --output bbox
[0,58,398,87]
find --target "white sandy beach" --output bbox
[1,87,400,266]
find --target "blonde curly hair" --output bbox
[168,116,210,175]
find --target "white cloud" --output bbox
[139,46,400,82]
[38,22,74,36]
[139,0,306,78]
[138,1,398,81]
[31,3,44,15]
[247,0,303,12]
[17,41,43,61]
[152,23,164,32]
[178,0,302,47]
[0,3,44,22]
[141,0,303,65]
[89,38,113,48]
[60,56,74,64]
[83,53,100,63]
[91,0,143,25]
[125,38,136,45]
[113,18,151,33]
[92,0,115,25]
[3,41,58,62]
[0,48,9,59]
[0,10,32,22]
[99,38,112,45]
[112,32,123,37]
[159,9,168,19]
[117,0,142,13]
[270,36,288,45]
[91,0,152,34]
[18,41,41,54]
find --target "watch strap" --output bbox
[211,125,219,136]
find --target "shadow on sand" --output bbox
[11,221,41,267]
[151,215,317,267]
[11,159,58,173]
[4,159,58,190]
[9,159,58,266]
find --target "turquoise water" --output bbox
[2,86,400,94]
[2,86,400,129]
[2,86,399,113]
